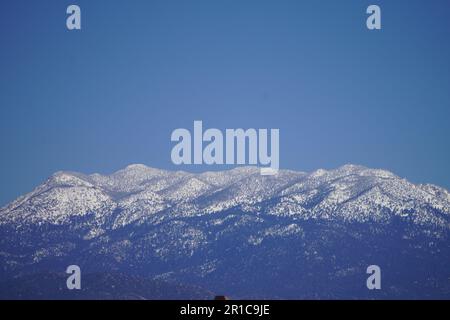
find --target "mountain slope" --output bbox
[0,164,449,299]
[0,272,212,300]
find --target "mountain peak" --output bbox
[337,164,367,171]
[124,164,150,171]
[47,171,93,188]
[1,164,449,229]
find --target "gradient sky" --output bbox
[0,0,449,206]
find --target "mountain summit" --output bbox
[0,164,449,299]
[1,164,449,228]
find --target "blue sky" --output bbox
[0,0,449,206]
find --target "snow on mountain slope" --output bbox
[0,172,116,225]
[1,164,450,299]
[1,164,449,229]
[267,165,450,227]
[89,164,187,194]
[113,190,168,229]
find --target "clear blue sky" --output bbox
[1,0,449,206]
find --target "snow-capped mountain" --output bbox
[0,164,449,299]
[2,164,449,229]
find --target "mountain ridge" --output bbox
[1,164,449,298]
[1,163,449,228]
